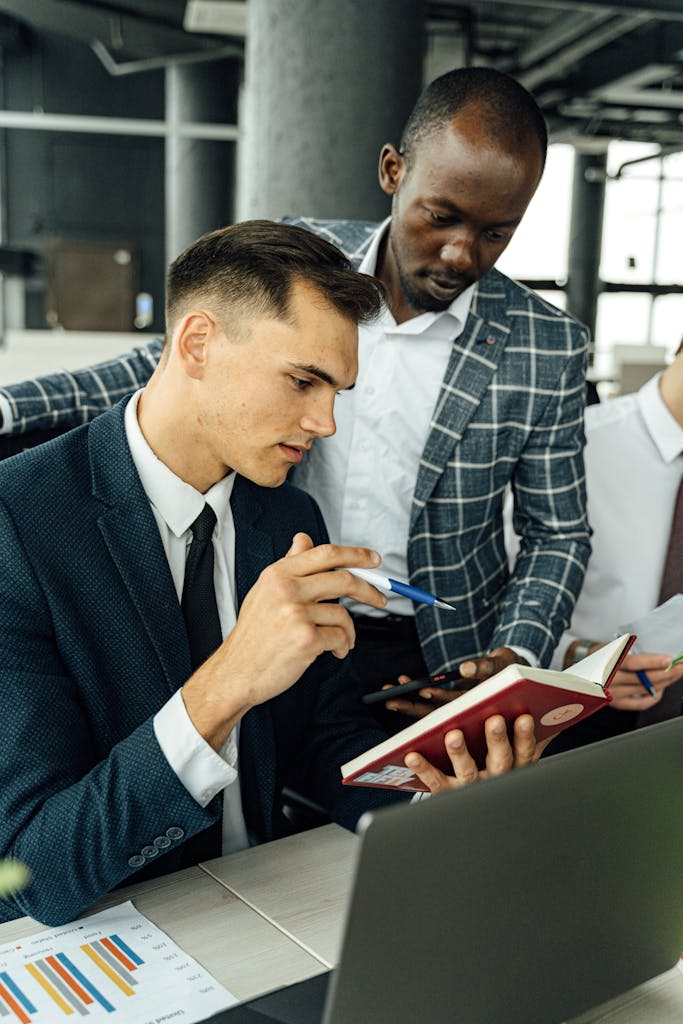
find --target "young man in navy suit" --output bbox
[0,222,549,926]
[0,69,590,725]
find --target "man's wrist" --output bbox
[563,638,600,669]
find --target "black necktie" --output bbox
[181,504,223,670]
[639,473,683,725]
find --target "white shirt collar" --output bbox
[638,372,683,465]
[358,216,475,336]
[124,390,235,538]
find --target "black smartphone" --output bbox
[362,668,469,705]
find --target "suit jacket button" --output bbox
[166,826,184,840]
[141,845,158,858]
[128,854,146,868]
[154,835,171,849]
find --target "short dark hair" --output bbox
[400,66,548,172]
[165,220,384,341]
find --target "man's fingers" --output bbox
[511,714,537,765]
[460,647,526,682]
[308,602,356,655]
[292,568,388,609]
[278,543,388,607]
[620,652,675,672]
[385,698,434,718]
[483,715,515,775]
[404,751,453,792]
[442,729,480,785]
[283,540,381,575]
[286,532,314,556]
[459,657,490,679]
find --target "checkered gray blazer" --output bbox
[1,218,590,669]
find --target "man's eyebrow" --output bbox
[288,362,356,391]
[428,197,522,228]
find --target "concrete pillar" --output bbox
[165,58,240,264]
[566,147,608,351]
[239,0,426,222]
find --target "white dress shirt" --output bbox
[551,373,683,668]
[295,218,475,617]
[124,390,251,854]
[0,392,11,432]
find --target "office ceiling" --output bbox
[0,0,682,147]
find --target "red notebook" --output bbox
[342,633,635,793]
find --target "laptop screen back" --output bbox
[324,718,683,1024]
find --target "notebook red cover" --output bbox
[343,634,635,793]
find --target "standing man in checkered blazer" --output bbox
[0,68,590,736]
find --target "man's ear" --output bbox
[378,143,405,197]
[175,311,217,380]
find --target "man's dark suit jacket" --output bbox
[0,399,405,926]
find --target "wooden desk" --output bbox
[200,824,683,1024]
[201,823,357,967]
[1,827,680,1021]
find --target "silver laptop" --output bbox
[208,717,683,1024]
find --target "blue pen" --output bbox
[346,568,457,611]
[635,669,656,697]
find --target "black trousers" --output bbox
[350,613,429,733]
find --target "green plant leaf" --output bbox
[0,860,30,897]
[666,649,683,671]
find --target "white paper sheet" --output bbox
[0,900,237,1022]
[619,594,683,656]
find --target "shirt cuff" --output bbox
[507,645,538,668]
[0,392,13,434]
[153,688,237,807]
[550,633,573,671]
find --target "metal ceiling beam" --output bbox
[0,0,221,58]
[594,87,683,110]
[91,38,241,75]
[462,0,683,21]
[511,9,612,69]
[0,108,238,139]
[518,13,649,91]
[567,22,683,93]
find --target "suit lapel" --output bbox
[89,402,191,694]
[411,273,511,529]
[230,477,279,841]
[230,477,275,606]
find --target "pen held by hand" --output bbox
[345,567,457,611]
[635,669,656,697]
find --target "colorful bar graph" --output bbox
[45,957,93,1009]
[0,973,36,1017]
[89,943,136,989]
[106,936,143,968]
[24,962,72,1016]
[100,938,136,974]
[81,946,134,998]
[0,901,235,1023]
[55,954,115,1014]
[34,961,86,1017]
[0,976,31,1024]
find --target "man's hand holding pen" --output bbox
[181,536,542,790]
[183,534,389,752]
[604,651,683,710]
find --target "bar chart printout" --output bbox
[0,901,238,1022]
